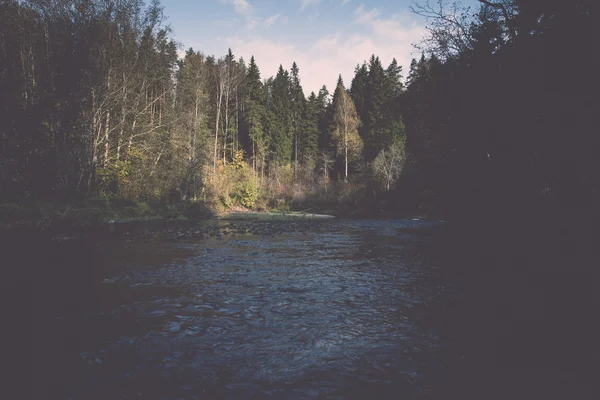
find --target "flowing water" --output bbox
[9,218,595,399]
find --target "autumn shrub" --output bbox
[207,151,258,210]
[233,175,259,208]
[95,159,133,196]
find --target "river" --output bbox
[6,218,595,399]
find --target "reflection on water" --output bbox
[27,219,451,399]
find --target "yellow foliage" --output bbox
[206,151,258,209]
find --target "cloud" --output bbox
[354,4,380,21]
[218,0,259,30]
[200,4,426,94]
[341,0,350,5]
[354,5,425,43]
[301,0,321,10]
[264,13,281,28]
[246,17,259,30]
[219,0,252,15]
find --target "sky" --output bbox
[160,0,480,95]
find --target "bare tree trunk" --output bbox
[223,108,228,164]
[223,73,230,164]
[158,94,162,126]
[213,79,223,171]
[344,140,348,182]
[90,112,103,190]
[29,44,36,97]
[19,45,27,104]
[344,121,348,183]
[234,84,239,155]
[127,116,137,158]
[261,152,265,187]
[294,126,298,179]
[103,109,111,167]
[252,141,256,173]
[192,94,198,161]
[150,150,163,177]
[117,72,127,161]
[149,88,154,125]
[103,70,112,167]
[126,78,144,160]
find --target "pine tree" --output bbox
[289,62,306,175]
[350,62,369,142]
[316,85,331,152]
[385,58,404,98]
[407,58,419,87]
[301,92,320,162]
[270,65,293,164]
[364,55,387,160]
[328,75,346,141]
[243,56,268,175]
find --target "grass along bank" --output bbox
[0,197,214,230]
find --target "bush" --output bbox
[136,202,154,217]
[85,195,110,209]
[121,201,155,218]
[232,173,259,209]
[109,196,138,209]
[85,194,136,211]
[207,150,259,210]
[54,206,104,227]
[268,197,291,212]
[162,203,185,219]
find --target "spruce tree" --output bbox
[289,62,306,174]
[301,92,320,162]
[350,62,369,142]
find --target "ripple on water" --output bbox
[65,219,447,398]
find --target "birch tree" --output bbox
[332,79,362,182]
[372,137,406,191]
[211,58,226,171]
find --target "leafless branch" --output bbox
[410,0,475,59]
[477,0,517,39]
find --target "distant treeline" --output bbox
[0,0,597,220]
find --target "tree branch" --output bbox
[477,0,517,39]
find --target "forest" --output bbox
[0,0,597,225]
[4,2,598,397]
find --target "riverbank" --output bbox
[0,199,213,231]
[0,193,422,233]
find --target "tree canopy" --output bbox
[1,0,596,222]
